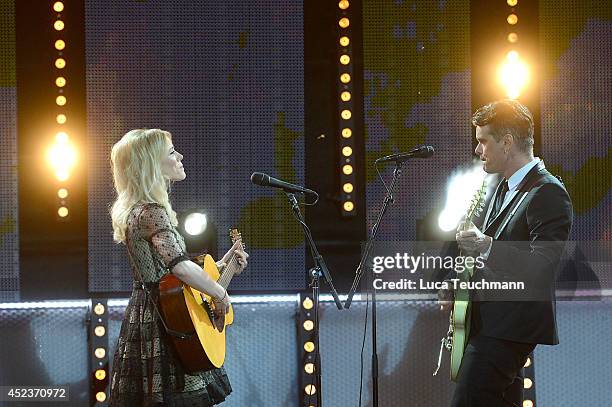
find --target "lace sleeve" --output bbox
[138,203,189,271]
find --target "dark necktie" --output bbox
[487,179,509,228]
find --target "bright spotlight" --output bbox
[498,55,529,99]
[184,212,207,236]
[438,165,488,232]
[47,141,77,174]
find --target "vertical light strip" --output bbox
[523,353,536,406]
[90,299,110,406]
[337,1,356,216]
[298,293,320,406]
[50,1,73,220]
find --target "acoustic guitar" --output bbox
[434,181,486,381]
[158,229,243,373]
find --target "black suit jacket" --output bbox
[472,160,573,345]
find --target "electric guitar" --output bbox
[434,181,486,381]
[158,229,243,373]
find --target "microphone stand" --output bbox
[344,160,404,407]
[286,192,343,406]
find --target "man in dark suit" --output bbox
[451,99,573,406]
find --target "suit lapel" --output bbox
[484,160,546,235]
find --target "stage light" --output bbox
[342,128,352,138]
[302,297,314,310]
[94,348,106,359]
[56,77,66,87]
[56,131,68,142]
[304,341,315,352]
[524,378,533,389]
[54,20,64,31]
[342,165,353,175]
[341,109,352,120]
[55,169,70,182]
[498,55,529,99]
[58,207,69,217]
[343,201,354,212]
[438,165,486,231]
[95,392,106,402]
[304,363,315,374]
[340,73,351,83]
[53,2,64,12]
[55,58,66,69]
[342,146,353,157]
[343,183,354,193]
[184,212,207,236]
[339,36,350,47]
[507,0,518,5]
[55,39,65,50]
[303,320,314,331]
[94,326,106,337]
[507,14,518,25]
[523,401,533,407]
[341,91,351,101]
[339,18,350,28]
[340,54,350,65]
[56,95,66,106]
[58,188,68,199]
[338,0,349,10]
[507,50,519,61]
[57,114,67,124]
[95,369,106,380]
[305,384,317,395]
[47,142,77,172]
[93,302,105,315]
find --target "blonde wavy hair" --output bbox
[110,129,178,243]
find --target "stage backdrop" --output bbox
[0,1,18,302]
[86,0,306,292]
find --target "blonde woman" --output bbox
[108,129,248,406]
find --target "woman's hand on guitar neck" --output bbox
[219,240,250,275]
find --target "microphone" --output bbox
[375,145,434,163]
[251,172,318,198]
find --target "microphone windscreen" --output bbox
[250,172,267,186]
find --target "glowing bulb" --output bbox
[341,91,351,101]
[55,58,66,69]
[342,128,352,138]
[343,201,354,212]
[340,73,351,83]
[342,146,353,156]
[342,165,353,175]
[341,109,352,120]
[340,54,350,65]
[56,95,67,106]
[343,183,354,193]
[507,14,518,25]
[338,0,349,10]
[304,341,315,352]
[53,2,64,12]
[339,36,350,47]
[302,297,314,310]
[55,39,65,50]
[184,213,207,236]
[303,320,314,331]
[57,188,68,199]
[58,207,69,217]
[54,20,64,31]
[56,77,66,87]
[339,18,350,28]
[56,114,67,124]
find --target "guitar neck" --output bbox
[217,244,243,289]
